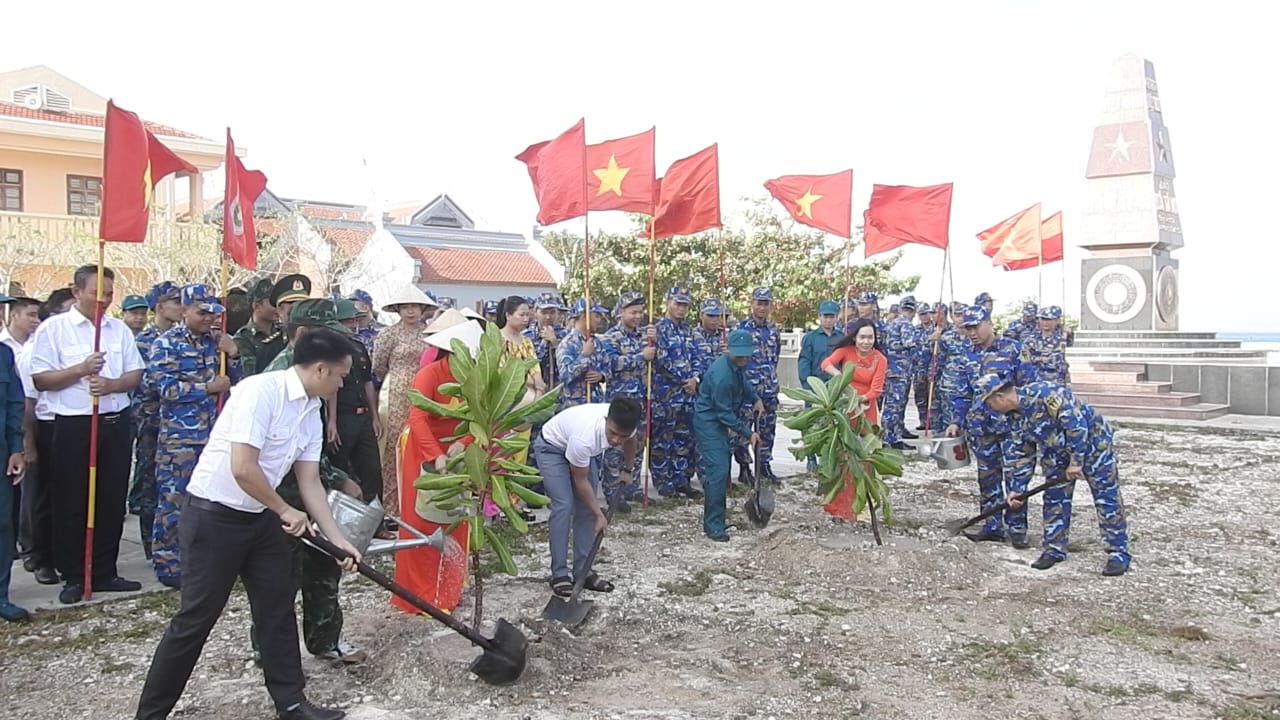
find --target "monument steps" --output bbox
[1073,331,1218,341]
[1074,390,1200,408]
[1066,348,1267,361]
[1070,339,1243,349]
[1071,380,1173,395]
[1068,367,1229,420]
[1088,402,1230,421]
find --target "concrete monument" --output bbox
[1079,54,1181,331]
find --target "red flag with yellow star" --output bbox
[763,170,852,238]
[978,203,1042,267]
[1003,211,1063,270]
[99,100,197,242]
[587,128,655,213]
[652,144,720,239]
[222,130,268,270]
[515,119,587,225]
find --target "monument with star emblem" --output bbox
[1078,54,1181,331]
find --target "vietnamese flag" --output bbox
[222,130,268,270]
[764,170,852,237]
[978,203,1042,267]
[587,128,655,214]
[99,101,198,242]
[862,183,953,257]
[1004,211,1063,270]
[652,144,720,239]
[515,119,587,225]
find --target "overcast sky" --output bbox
[4,1,1272,331]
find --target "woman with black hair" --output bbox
[817,318,887,523]
[496,296,547,401]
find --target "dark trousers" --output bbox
[330,409,382,502]
[50,411,131,586]
[136,497,305,719]
[20,420,55,570]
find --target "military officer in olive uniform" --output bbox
[231,277,289,378]
[330,299,383,502]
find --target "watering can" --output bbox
[915,434,971,470]
[327,490,446,557]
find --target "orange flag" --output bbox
[763,170,852,237]
[515,119,587,225]
[222,130,268,270]
[977,203,1042,266]
[1004,211,1063,270]
[99,100,197,242]
[587,128,655,214]
[652,144,720,239]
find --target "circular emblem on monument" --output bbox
[1085,264,1146,324]
[1155,265,1178,325]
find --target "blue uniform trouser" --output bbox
[532,437,601,580]
[152,440,206,582]
[650,392,695,493]
[733,393,777,464]
[1040,449,1131,563]
[970,432,1036,535]
[882,376,910,444]
[129,417,159,528]
[604,415,645,500]
[694,417,730,537]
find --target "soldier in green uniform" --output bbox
[329,299,383,502]
[231,277,288,378]
[252,298,369,664]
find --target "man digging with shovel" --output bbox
[694,329,763,543]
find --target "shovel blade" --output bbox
[467,618,528,686]
[541,595,596,627]
[744,490,773,528]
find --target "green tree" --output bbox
[540,197,920,328]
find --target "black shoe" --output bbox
[676,485,704,500]
[1102,556,1130,577]
[92,577,142,593]
[890,442,909,451]
[902,430,919,440]
[707,534,730,543]
[915,424,926,431]
[59,584,84,605]
[158,576,181,589]
[963,529,1006,543]
[278,699,345,720]
[657,488,677,498]
[33,566,59,585]
[21,555,36,573]
[737,464,754,486]
[1031,553,1064,570]
[760,463,779,483]
[610,498,632,514]
[1009,533,1031,549]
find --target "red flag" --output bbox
[99,100,198,242]
[515,119,586,225]
[763,170,852,237]
[977,204,1042,267]
[652,144,720,239]
[1003,211,1063,270]
[587,128,655,214]
[862,183,953,257]
[222,130,268,270]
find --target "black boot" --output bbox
[139,513,153,560]
[737,463,754,487]
[760,463,779,484]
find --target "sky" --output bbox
[4,1,1274,331]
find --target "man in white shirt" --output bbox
[531,398,641,598]
[15,295,65,587]
[30,265,144,603]
[0,295,38,354]
[136,327,360,720]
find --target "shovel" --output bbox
[940,476,1074,536]
[541,493,620,627]
[743,412,774,528]
[306,534,527,686]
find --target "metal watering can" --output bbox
[916,434,972,470]
[327,489,446,557]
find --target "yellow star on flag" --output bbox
[142,161,153,210]
[795,186,822,218]
[593,154,631,197]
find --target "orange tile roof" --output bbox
[0,101,207,140]
[317,224,375,258]
[298,205,366,221]
[404,245,555,286]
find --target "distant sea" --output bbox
[1220,333,1280,343]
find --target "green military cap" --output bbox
[333,298,362,321]
[249,277,275,303]
[271,273,312,306]
[287,298,350,334]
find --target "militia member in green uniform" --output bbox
[329,299,383,502]
[232,277,289,377]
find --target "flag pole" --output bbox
[82,240,106,601]
[642,222,656,509]
[1037,242,1044,306]
[217,252,229,413]
[583,216,592,402]
[922,247,949,438]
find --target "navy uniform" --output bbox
[128,280,180,557]
[1003,303,1038,343]
[691,298,726,375]
[979,376,1131,576]
[525,291,569,389]
[1023,306,1071,383]
[598,291,652,506]
[797,300,842,471]
[148,285,229,585]
[231,277,290,378]
[556,299,610,410]
[934,301,971,433]
[349,289,383,390]
[912,303,942,429]
[736,287,782,482]
[881,296,920,447]
[650,286,701,498]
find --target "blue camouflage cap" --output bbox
[700,298,724,316]
[121,295,149,311]
[349,289,374,307]
[666,285,692,304]
[975,292,994,304]
[858,292,877,305]
[146,281,180,309]
[1022,302,1039,315]
[615,291,645,315]
[536,291,560,310]
[961,305,990,327]
[818,300,839,315]
[976,373,1010,402]
[1038,305,1063,320]
[840,298,858,309]
[899,295,918,310]
[751,287,773,302]
[482,299,498,315]
[917,302,933,314]
[181,284,226,314]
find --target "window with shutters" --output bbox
[67,175,102,216]
[0,169,21,212]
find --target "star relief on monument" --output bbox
[592,154,630,197]
[795,186,822,218]
[1105,128,1134,163]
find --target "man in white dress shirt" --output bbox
[30,265,144,603]
[135,327,360,720]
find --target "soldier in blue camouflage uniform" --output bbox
[1003,302,1038,342]
[691,298,726,374]
[482,298,499,324]
[555,299,609,410]
[798,300,842,471]
[148,285,230,586]
[980,376,1131,576]
[881,296,919,449]
[1023,306,1071,383]
[650,286,702,499]
[911,302,941,431]
[349,289,382,389]
[933,301,970,434]
[974,292,995,315]
[599,291,655,511]
[128,281,182,558]
[735,287,782,483]
[231,277,289,378]
[526,291,569,389]
[944,306,1037,547]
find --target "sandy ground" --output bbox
[2,422,1279,720]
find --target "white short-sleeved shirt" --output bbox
[0,329,23,356]
[185,368,323,513]
[15,343,50,421]
[29,306,144,415]
[539,403,616,468]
